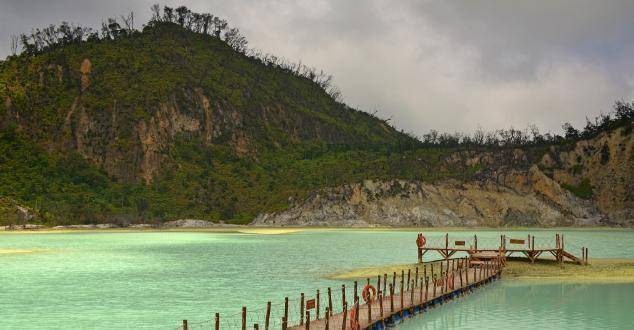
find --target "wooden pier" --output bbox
[417,233,589,265]
[179,233,588,330]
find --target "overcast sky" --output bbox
[2,0,633,136]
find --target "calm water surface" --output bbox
[1,229,633,329]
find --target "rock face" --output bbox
[253,125,633,227]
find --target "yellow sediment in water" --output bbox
[237,228,303,235]
[0,249,34,254]
[504,258,634,282]
[330,260,449,280]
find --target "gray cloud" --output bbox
[1,0,632,136]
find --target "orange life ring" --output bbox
[361,284,377,303]
[416,234,427,247]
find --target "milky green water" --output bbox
[1,229,633,329]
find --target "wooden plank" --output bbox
[454,240,466,246]
[509,239,525,244]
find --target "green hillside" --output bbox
[0,17,439,225]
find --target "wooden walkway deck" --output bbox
[287,263,500,330]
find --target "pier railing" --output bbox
[418,233,588,265]
[177,257,502,330]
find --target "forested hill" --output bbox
[0,6,632,227]
[0,9,420,225]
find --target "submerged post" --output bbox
[215,313,220,330]
[242,307,247,330]
[328,287,333,317]
[183,320,188,330]
[316,289,320,320]
[300,293,305,325]
[341,285,346,308]
[342,303,347,330]
[284,297,289,326]
[265,302,271,330]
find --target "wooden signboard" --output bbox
[509,239,525,244]
[306,299,315,310]
[454,240,466,246]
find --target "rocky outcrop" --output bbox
[253,125,632,227]
[252,178,603,227]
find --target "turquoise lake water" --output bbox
[1,229,633,329]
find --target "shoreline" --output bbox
[329,258,634,283]
[1,224,632,234]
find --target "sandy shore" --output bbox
[329,258,634,283]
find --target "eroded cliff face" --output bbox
[253,125,633,227]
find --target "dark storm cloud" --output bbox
[1,0,633,135]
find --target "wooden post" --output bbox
[183,320,188,330]
[400,270,404,313]
[440,262,443,281]
[300,293,305,325]
[242,307,247,330]
[389,284,394,312]
[383,273,387,295]
[410,279,415,307]
[341,285,346,307]
[423,264,427,282]
[325,307,330,330]
[265,302,271,330]
[432,274,437,297]
[282,317,287,330]
[445,233,449,250]
[392,272,396,292]
[342,303,347,330]
[316,290,320,320]
[415,266,419,288]
[354,281,358,302]
[474,234,478,251]
[367,291,372,323]
[430,263,434,280]
[424,277,429,301]
[407,269,411,290]
[284,297,289,327]
[379,292,384,323]
[532,236,535,251]
[377,275,381,296]
[355,297,360,328]
[254,324,259,330]
[305,311,310,330]
[328,287,333,317]
[215,313,220,330]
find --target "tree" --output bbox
[175,6,189,26]
[224,28,248,53]
[163,6,174,23]
[150,4,161,22]
[10,35,19,55]
[562,122,579,140]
